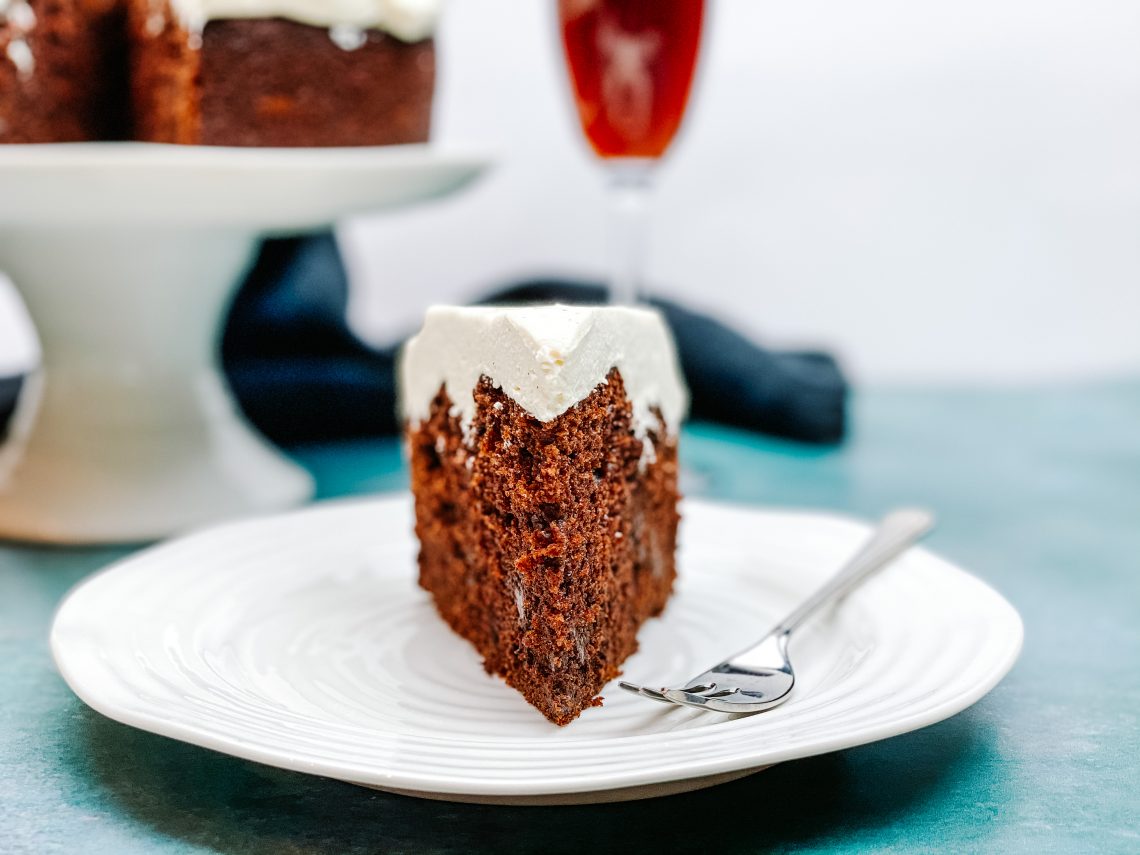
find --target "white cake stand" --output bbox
[0,143,489,544]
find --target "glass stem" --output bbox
[606,163,654,306]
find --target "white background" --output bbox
[3,0,1138,384]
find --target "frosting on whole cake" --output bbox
[167,0,441,42]
[401,304,688,446]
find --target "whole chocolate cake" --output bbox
[401,305,688,725]
[2,0,437,145]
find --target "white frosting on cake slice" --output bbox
[167,0,441,42]
[400,305,688,445]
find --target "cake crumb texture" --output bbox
[409,369,680,726]
[127,5,434,146]
[1,0,128,143]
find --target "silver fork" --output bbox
[619,508,935,714]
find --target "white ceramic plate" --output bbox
[51,496,1023,805]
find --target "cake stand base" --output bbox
[0,143,488,543]
[0,228,313,544]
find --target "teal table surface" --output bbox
[2,384,1138,854]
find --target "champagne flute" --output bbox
[558,0,705,305]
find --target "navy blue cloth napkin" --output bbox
[0,234,848,447]
[0,375,19,443]
[221,235,847,446]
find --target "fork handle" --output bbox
[774,508,935,638]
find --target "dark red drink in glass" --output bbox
[559,0,705,159]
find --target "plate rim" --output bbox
[50,495,1024,798]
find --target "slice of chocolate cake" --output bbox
[126,0,436,146]
[401,306,688,725]
[0,0,127,143]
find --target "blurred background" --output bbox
[2,0,1138,384]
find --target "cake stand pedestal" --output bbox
[0,144,488,544]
